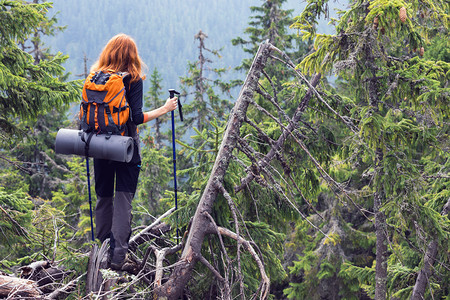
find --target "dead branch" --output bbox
[154,41,273,299]
[235,72,322,193]
[20,261,49,278]
[203,212,231,265]
[0,154,33,175]
[217,182,245,299]
[217,227,270,300]
[244,115,275,146]
[129,207,175,251]
[152,243,183,288]
[199,255,231,300]
[45,273,85,300]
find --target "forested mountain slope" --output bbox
[45,0,267,87]
[44,0,342,88]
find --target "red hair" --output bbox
[91,34,146,82]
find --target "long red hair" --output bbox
[91,34,146,82]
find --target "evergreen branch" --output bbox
[269,157,325,221]
[291,129,374,221]
[0,204,32,242]
[263,169,331,239]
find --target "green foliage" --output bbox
[339,261,375,298]
[0,187,33,252]
[143,68,168,148]
[0,0,79,142]
[135,143,172,221]
[51,156,93,241]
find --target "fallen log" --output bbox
[0,275,42,298]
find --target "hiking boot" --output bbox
[110,260,124,271]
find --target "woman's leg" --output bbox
[94,158,115,242]
[110,158,141,266]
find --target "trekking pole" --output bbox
[169,89,182,241]
[86,156,95,241]
[82,132,95,242]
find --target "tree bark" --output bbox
[154,40,273,300]
[411,197,450,300]
[374,187,387,300]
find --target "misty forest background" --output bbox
[0,0,448,299]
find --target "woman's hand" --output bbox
[164,97,178,113]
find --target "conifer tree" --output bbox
[0,0,78,143]
[285,0,449,298]
[176,30,234,195]
[232,0,307,82]
[180,30,233,133]
[144,68,167,148]
[135,69,172,218]
[0,0,82,258]
[0,0,79,199]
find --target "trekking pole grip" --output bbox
[168,89,183,122]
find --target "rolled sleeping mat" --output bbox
[55,129,134,163]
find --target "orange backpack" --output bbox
[80,70,130,136]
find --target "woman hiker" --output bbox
[89,33,177,270]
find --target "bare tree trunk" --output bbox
[365,34,388,299]
[154,40,273,300]
[374,188,387,300]
[411,198,450,300]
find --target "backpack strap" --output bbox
[80,103,90,131]
[103,104,121,135]
[81,131,95,157]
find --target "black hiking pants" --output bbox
[94,146,141,265]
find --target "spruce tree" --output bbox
[284,0,449,298]
[232,0,307,82]
[0,0,80,199]
[0,0,78,142]
[134,68,172,218]
[180,30,233,133]
[0,0,83,263]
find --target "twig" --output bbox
[129,207,175,249]
[46,272,86,299]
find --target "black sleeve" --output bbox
[124,76,144,125]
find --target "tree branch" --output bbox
[217,227,270,300]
